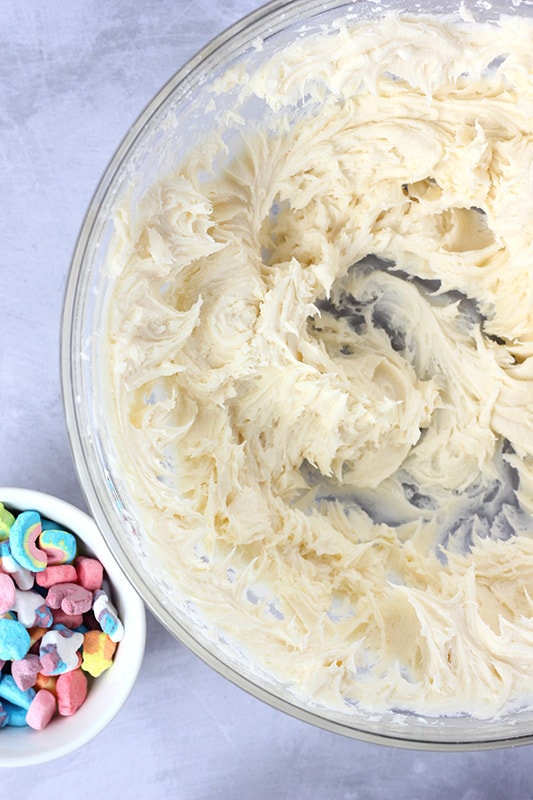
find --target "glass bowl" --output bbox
[62,0,533,749]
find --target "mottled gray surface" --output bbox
[2,1,533,796]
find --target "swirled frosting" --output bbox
[105,10,533,717]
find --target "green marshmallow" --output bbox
[0,503,14,543]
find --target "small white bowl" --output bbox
[0,487,146,767]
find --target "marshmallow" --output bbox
[0,617,31,661]
[0,540,35,590]
[0,700,7,728]
[56,669,88,716]
[11,654,42,691]
[1,699,28,727]
[34,673,57,695]
[14,589,53,628]
[9,510,47,572]
[10,565,35,591]
[75,556,103,592]
[39,627,84,676]
[93,589,124,643]
[0,503,14,543]
[0,573,16,615]
[0,674,35,709]
[27,626,48,648]
[46,582,93,616]
[52,608,84,629]
[82,630,117,677]
[0,541,17,573]
[36,564,78,588]
[26,689,57,730]
[39,529,77,566]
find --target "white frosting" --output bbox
[105,11,533,718]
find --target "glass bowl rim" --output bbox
[61,0,533,751]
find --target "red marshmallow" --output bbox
[56,668,88,716]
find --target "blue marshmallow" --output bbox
[0,617,31,661]
[1,699,28,727]
[0,699,8,728]
[0,674,36,710]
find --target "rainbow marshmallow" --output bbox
[39,529,77,566]
[9,511,46,572]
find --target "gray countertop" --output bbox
[2,1,533,796]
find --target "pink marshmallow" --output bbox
[36,564,77,589]
[74,556,103,592]
[46,582,93,615]
[0,573,16,614]
[11,653,41,691]
[52,608,84,629]
[26,689,57,730]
